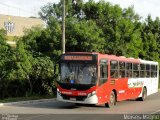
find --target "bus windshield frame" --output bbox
[59,62,98,85]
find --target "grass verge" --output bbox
[0,94,55,103]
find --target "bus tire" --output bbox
[138,87,147,101]
[105,91,116,108]
[75,103,82,106]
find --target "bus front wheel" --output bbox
[105,91,116,108]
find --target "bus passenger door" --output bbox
[96,59,108,104]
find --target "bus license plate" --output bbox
[70,98,76,101]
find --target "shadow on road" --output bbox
[10,101,105,110]
[7,91,160,111]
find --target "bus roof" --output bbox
[140,59,158,65]
[64,52,158,64]
[65,52,99,55]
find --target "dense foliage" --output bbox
[39,0,160,62]
[0,0,160,98]
[0,28,55,98]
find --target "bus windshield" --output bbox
[60,63,97,85]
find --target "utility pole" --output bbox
[62,0,65,54]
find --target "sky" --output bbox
[0,0,54,17]
[102,0,160,20]
[0,0,160,20]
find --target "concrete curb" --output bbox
[0,98,57,107]
[0,90,159,107]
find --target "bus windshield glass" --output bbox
[60,63,97,85]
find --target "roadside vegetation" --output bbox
[0,0,160,100]
[0,94,55,103]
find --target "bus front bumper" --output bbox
[57,92,98,104]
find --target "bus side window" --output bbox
[151,65,157,78]
[126,63,132,78]
[99,59,108,86]
[110,61,118,78]
[100,64,107,78]
[146,64,151,78]
[119,62,125,78]
[140,64,146,77]
[133,63,140,78]
[155,65,158,77]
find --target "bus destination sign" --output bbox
[64,55,93,61]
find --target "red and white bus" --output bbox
[57,52,159,107]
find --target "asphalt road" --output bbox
[0,91,160,120]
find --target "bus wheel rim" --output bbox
[110,93,115,106]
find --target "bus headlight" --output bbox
[57,88,61,95]
[87,91,96,98]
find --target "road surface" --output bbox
[0,91,160,120]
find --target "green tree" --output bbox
[30,55,54,95]
[66,18,105,52]
[0,29,11,81]
[83,1,142,57]
[17,26,56,95]
[0,29,23,98]
[141,15,160,62]
[39,0,83,22]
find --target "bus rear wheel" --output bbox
[105,91,116,108]
[137,87,147,101]
[141,87,147,101]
